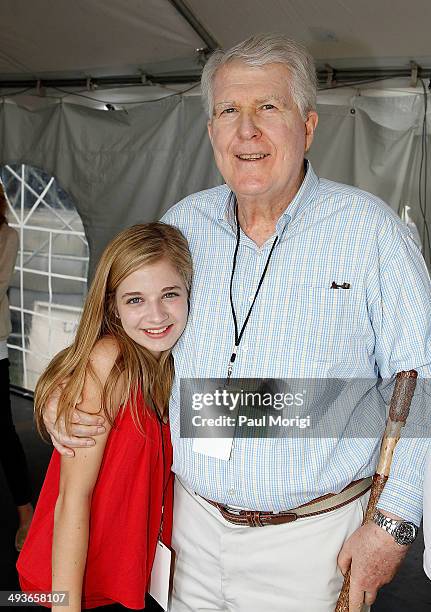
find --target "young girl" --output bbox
[17,222,192,611]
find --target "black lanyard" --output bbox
[151,395,168,541]
[227,199,278,382]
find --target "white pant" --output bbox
[170,479,368,612]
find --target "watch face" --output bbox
[394,522,417,545]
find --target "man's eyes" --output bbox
[218,104,277,116]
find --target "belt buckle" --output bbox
[244,511,264,527]
[242,510,298,526]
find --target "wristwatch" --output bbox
[372,509,418,545]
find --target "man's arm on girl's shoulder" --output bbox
[52,337,121,611]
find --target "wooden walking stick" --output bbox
[335,369,418,612]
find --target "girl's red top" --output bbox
[17,394,173,610]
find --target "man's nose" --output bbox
[237,112,261,139]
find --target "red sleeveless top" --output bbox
[17,394,173,610]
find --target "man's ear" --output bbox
[304,111,318,152]
[207,119,214,146]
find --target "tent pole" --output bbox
[0,68,430,91]
[167,0,219,51]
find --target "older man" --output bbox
[44,34,431,612]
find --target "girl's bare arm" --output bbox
[52,337,120,612]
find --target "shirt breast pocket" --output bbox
[287,286,361,363]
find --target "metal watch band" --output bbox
[373,510,418,545]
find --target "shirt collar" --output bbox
[218,159,320,233]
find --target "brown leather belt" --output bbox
[202,477,372,527]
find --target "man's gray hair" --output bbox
[201,33,317,120]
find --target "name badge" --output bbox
[148,540,172,611]
[192,436,233,461]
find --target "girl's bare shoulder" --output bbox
[88,336,121,383]
[78,336,122,415]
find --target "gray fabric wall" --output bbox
[0,91,429,276]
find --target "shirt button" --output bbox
[242,344,248,352]
[248,295,253,303]
[228,488,235,496]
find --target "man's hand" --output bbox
[43,386,106,457]
[337,511,409,611]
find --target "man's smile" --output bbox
[235,153,270,161]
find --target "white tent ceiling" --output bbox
[1,0,430,273]
[187,0,431,68]
[1,0,430,85]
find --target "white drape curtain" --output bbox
[1,91,429,275]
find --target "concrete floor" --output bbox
[1,392,430,611]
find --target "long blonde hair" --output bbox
[34,222,192,438]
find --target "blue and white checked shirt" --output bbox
[162,161,431,525]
